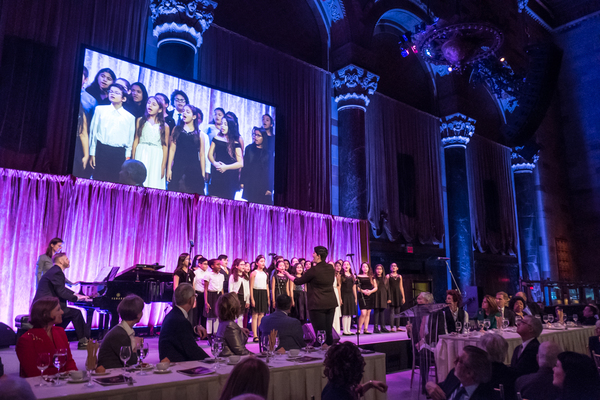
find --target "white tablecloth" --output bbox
[28,352,387,400]
[435,326,595,379]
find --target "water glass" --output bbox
[53,349,68,386]
[483,319,491,331]
[211,339,224,370]
[120,346,132,370]
[573,314,579,324]
[303,331,314,354]
[36,352,51,386]
[502,318,509,330]
[138,342,149,375]
[316,330,326,350]
[543,314,549,325]
[455,321,462,334]
[548,315,554,324]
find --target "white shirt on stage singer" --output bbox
[89,104,136,158]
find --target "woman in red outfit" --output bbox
[16,297,78,377]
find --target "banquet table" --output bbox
[27,351,387,400]
[435,325,595,379]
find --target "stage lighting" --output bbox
[448,66,453,72]
[411,45,418,54]
[400,47,410,57]
[500,57,505,62]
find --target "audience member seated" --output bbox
[159,283,209,362]
[496,291,516,326]
[218,357,269,400]
[515,341,562,400]
[259,294,304,350]
[0,375,36,400]
[475,295,502,329]
[553,351,600,400]
[426,346,500,400]
[322,342,388,400]
[481,333,518,400]
[443,289,469,334]
[33,252,88,349]
[511,315,542,377]
[216,292,251,356]
[589,320,600,358]
[581,305,599,326]
[16,297,77,377]
[97,294,144,369]
[509,296,527,320]
[119,159,147,186]
[515,291,542,318]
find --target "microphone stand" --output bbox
[442,258,461,295]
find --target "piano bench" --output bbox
[15,314,33,341]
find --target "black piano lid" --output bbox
[115,264,172,282]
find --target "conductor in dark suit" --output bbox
[510,315,542,377]
[284,246,337,345]
[159,283,209,362]
[32,253,89,348]
[426,346,500,400]
[97,294,144,369]
[259,294,304,350]
[516,341,562,400]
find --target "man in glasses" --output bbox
[426,346,499,400]
[511,315,542,377]
[166,90,189,131]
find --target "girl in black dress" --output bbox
[290,263,308,323]
[208,114,243,199]
[167,104,205,193]
[270,260,290,312]
[340,260,357,336]
[356,262,378,334]
[85,68,116,106]
[387,263,405,332]
[173,253,194,324]
[372,264,389,333]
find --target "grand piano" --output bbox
[73,264,173,337]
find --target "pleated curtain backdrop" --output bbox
[0,168,367,329]
[467,135,518,255]
[365,92,445,245]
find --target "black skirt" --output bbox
[292,290,308,321]
[341,292,356,316]
[237,292,246,310]
[204,291,220,319]
[253,289,268,314]
[358,293,374,310]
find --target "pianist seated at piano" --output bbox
[32,252,90,349]
[97,294,144,369]
[16,297,78,377]
[159,283,210,362]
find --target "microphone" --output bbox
[268,253,277,256]
[437,257,450,260]
[346,253,354,257]
[189,240,195,247]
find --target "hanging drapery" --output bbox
[467,135,518,255]
[365,92,445,245]
[0,168,367,328]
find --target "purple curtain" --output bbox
[199,25,332,214]
[0,168,367,328]
[467,135,518,255]
[365,93,445,244]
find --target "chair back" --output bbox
[494,383,505,400]
[593,351,600,371]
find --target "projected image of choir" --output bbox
[76,64,275,204]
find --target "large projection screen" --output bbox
[73,48,276,205]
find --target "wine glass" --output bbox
[85,357,96,387]
[303,331,314,354]
[483,319,491,331]
[543,314,549,326]
[502,318,509,330]
[468,321,476,337]
[137,341,149,375]
[573,314,579,324]
[120,346,132,371]
[455,321,462,335]
[316,330,326,351]
[53,349,68,386]
[548,315,554,324]
[36,352,51,387]
[211,339,224,370]
[477,320,484,332]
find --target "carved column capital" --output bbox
[150,0,218,51]
[511,148,539,173]
[440,113,476,148]
[333,64,379,111]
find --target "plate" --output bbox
[67,377,90,383]
[91,371,111,376]
[129,364,154,371]
[153,369,172,374]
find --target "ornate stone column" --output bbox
[441,113,476,293]
[333,64,379,219]
[511,150,541,295]
[150,0,217,78]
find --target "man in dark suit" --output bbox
[516,341,562,400]
[97,294,144,369]
[284,246,337,345]
[510,315,542,377]
[496,291,516,326]
[33,253,89,349]
[426,346,500,400]
[159,283,209,362]
[259,295,304,350]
